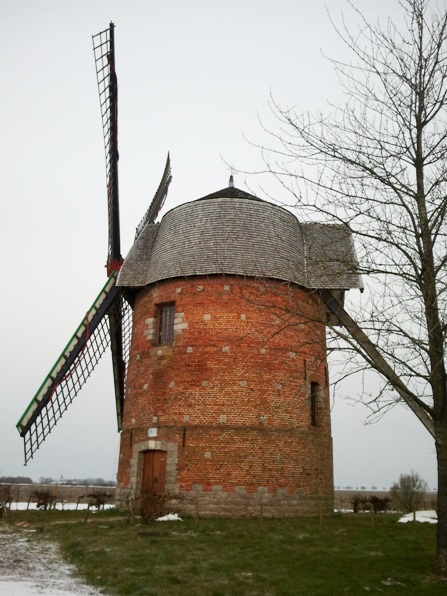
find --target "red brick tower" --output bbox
[115,185,361,516]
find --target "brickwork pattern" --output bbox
[117,275,334,516]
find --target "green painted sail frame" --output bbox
[17,272,132,463]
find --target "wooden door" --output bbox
[142,450,167,493]
[140,450,167,517]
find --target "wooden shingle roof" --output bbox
[117,186,362,291]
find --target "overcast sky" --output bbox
[0,0,439,489]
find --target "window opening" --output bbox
[157,303,175,345]
[310,382,319,427]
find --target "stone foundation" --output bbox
[115,483,333,518]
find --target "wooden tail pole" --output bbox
[320,290,435,438]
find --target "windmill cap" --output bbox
[117,185,362,293]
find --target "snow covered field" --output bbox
[0,527,102,595]
[7,502,114,511]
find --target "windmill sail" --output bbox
[108,294,130,430]
[135,153,172,238]
[17,273,133,464]
[17,23,171,464]
[17,24,132,464]
[93,23,129,434]
[93,22,122,275]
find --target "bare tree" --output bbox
[390,471,428,519]
[259,0,447,574]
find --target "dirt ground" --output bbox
[0,525,102,595]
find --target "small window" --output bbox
[157,303,175,345]
[310,382,319,427]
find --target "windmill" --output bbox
[16,23,172,464]
[17,24,434,518]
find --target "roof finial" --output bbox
[228,164,237,188]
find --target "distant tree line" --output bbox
[0,476,33,485]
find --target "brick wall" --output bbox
[116,275,334,516]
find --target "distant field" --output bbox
[1,509,445,595]
[1,482,114,507]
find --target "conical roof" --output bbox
[117,185,362,291]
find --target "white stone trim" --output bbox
[129,440,179,496]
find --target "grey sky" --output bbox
[0,0,438,488]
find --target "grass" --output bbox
[2,510,446,595]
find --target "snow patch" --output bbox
[156,513,183,521]
[398,510,437,524]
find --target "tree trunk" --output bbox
[435,418,447,576]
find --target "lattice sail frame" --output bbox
[93,23,122,274]
[17,274,133,464]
